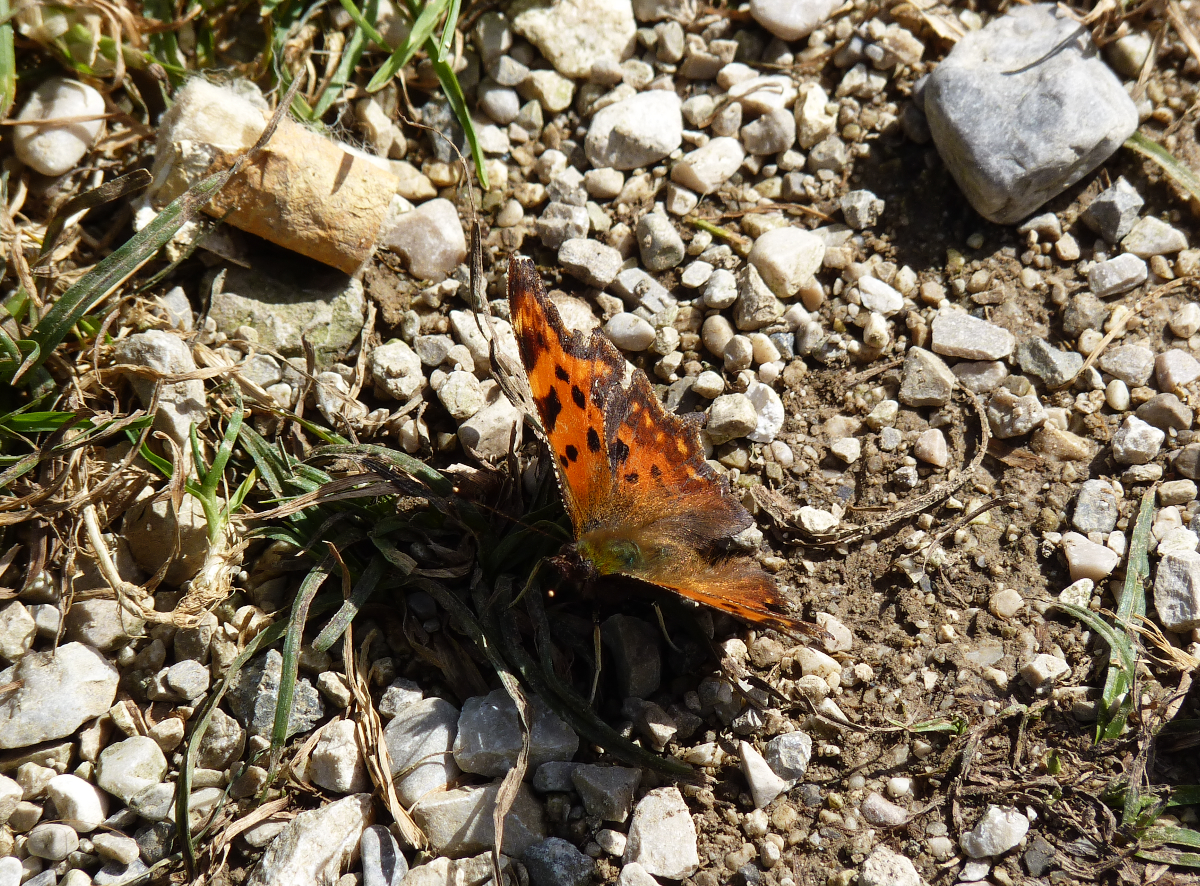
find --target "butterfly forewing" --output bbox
[508,256,620,532]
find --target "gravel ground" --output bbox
[2,1,1200,885]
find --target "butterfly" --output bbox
[506,255,806,635]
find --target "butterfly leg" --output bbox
[651,602,685,654]
[589,613,603,705]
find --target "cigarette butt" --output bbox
[150,79,399,275]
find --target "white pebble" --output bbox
[680,261,713,289]
[1105,379,1130,411]
[605,313,656,351]
[1061,531,1121,581]
[14,77,106,176]
[692,371,725,399]
[831,436,861,464]
[1171,302,1200,339]
[739,741,793,809]
[746,381,785,443]
[913,429,947,467]
[960,806,1030,858]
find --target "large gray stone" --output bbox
[923,4,1137,224]
[383,697,461,805]
[524,837,595,886]
[585,91,682,171]
[453,688,578,776]
[63,600,144,653]
[411,782,546,858]
[571,765,641,823]
[207,261,365,362]
[245,794,373,886]
[227,649,325,738]
[0,643,119,750]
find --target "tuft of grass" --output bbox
[238,432,698,782]
[1,167,230,391]
[339,0,489,189]
[1051,487,1153,743]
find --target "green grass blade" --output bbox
[437,0,462,61]
[338,0,388,47]
[1058,600,1138,673]
[1125,131,1200,205]
[312,0,378,119]
[366,0,450,91]
[312,442,455,497]
[1095,488,1153,741]
[0,0,15,121]
[429,52,489,190]
[143,0,187,85]
[1168,786,1200,807]
[1144,824,1200,850]
[313,553,392,652]
[0,325,19,366]
[349,0,488,190]
[201,409,245,499]
[37,169,153,267]
[1050,600,1137,688]
[237,422,292,499]
[268,555,335,772]
[1136,848,1200,869]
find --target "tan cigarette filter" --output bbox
[150,79,400,274]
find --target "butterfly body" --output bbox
[507,256,804,635]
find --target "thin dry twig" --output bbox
[347,624,427,850]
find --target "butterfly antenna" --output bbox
[507,557,545,608]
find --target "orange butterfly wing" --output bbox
[508,256,622,532]
[508,256,802,634]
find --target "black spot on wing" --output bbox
[624,471,639,483]
[555,364,570,382]
[587,428,602,453]
[565,444,579,462]
[611,437,630,466]
[650,464,662,478]
[571,385,585,409]
[541,387,562,433]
